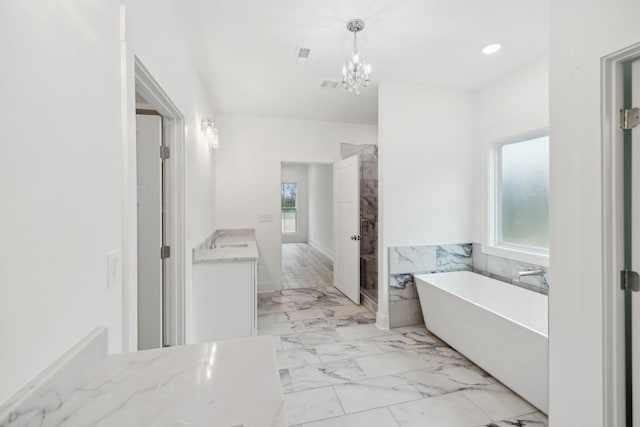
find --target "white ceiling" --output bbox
[175,0,549,125]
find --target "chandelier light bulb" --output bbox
[341,19,371,95]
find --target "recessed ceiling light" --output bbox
[482,43,502,55]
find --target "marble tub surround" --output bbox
[3,335,286,427]
[388,244,472,328]
[259,286,547,426]
[472,243,549,294]
[388,243,548,328]
[192,228,258,263]
[0,327,108,426]
[389,244,472,276]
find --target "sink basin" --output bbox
[220,243,249,248]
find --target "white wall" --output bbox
[548,1,640,425]
[214,115,377,292]
[378,83,474,328]
[281,163,308,243]
[0,1,122,404]
[308,164,334,259]
[471,57,549,245]
[0,0,217,403]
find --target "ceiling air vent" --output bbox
[294,46,311,65]
[320,80,341,89]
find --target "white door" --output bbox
[631,59,640,427]
[333,156,360,304]
[136,114,163,350]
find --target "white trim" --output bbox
[308,240,334,261]
[121,53,186,351]
[602,42,640,427]
[119,5,135,352]
[485,128,550,267]
[134,59,186,348]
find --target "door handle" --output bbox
[350,235,361,241]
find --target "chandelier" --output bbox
[342,19,372,94]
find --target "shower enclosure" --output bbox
[340,143,378,312]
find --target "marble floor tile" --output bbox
[388,391,492,427]
[284,387,344,425]
[335,324,390,341]
[280,369,293,393]
[403,365,495,398]
[289,359,367,392]
[258,302,299,314]
[461,383,537,422]
[259,285,541,427]
[333,375,423,413]
[280,330,340,349]
[277,308,327,322]
[297,318,339,333]
[258,321,308,337]
[416,344,475,368]
[479,411,547,427]
[328,313,377,328]
[373,333,438,352]
[321,305,372,318]
[276,347,321,370]
[356,350,434,378]
[301,407,400,427]
[315,339,382,363]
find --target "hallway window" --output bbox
[281,182,297,233]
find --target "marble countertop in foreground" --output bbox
[21,335,286,427]
[193,228,258,264]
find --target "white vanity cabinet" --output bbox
[192,229,258,343]
[193,260,257,342]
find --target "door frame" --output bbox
[602,42,640,427]
[122,57,186,350]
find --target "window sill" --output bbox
[483,244,549,268]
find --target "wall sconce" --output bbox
[201,119,219,149]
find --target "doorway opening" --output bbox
[339,144,379,312]
[602,42,640,427]
[280,162,334,290]
[130,58,186,350]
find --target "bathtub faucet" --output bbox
[513,269,547,287]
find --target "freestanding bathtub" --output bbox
[415,271,548,414]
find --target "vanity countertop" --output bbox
[13,335,286,427]
[193,228,258,264]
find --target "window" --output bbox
[281,183,297,233]
[490,133,549,259]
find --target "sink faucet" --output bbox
[212,231,227,249]
[513,268,548,287]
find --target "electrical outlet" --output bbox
[107,250,121,289]
[259,213,273,222]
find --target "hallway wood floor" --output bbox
[282,243,333,289]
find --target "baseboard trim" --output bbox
[258,281,279,293]
[376,312,390,330]
[308,240,334,261]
